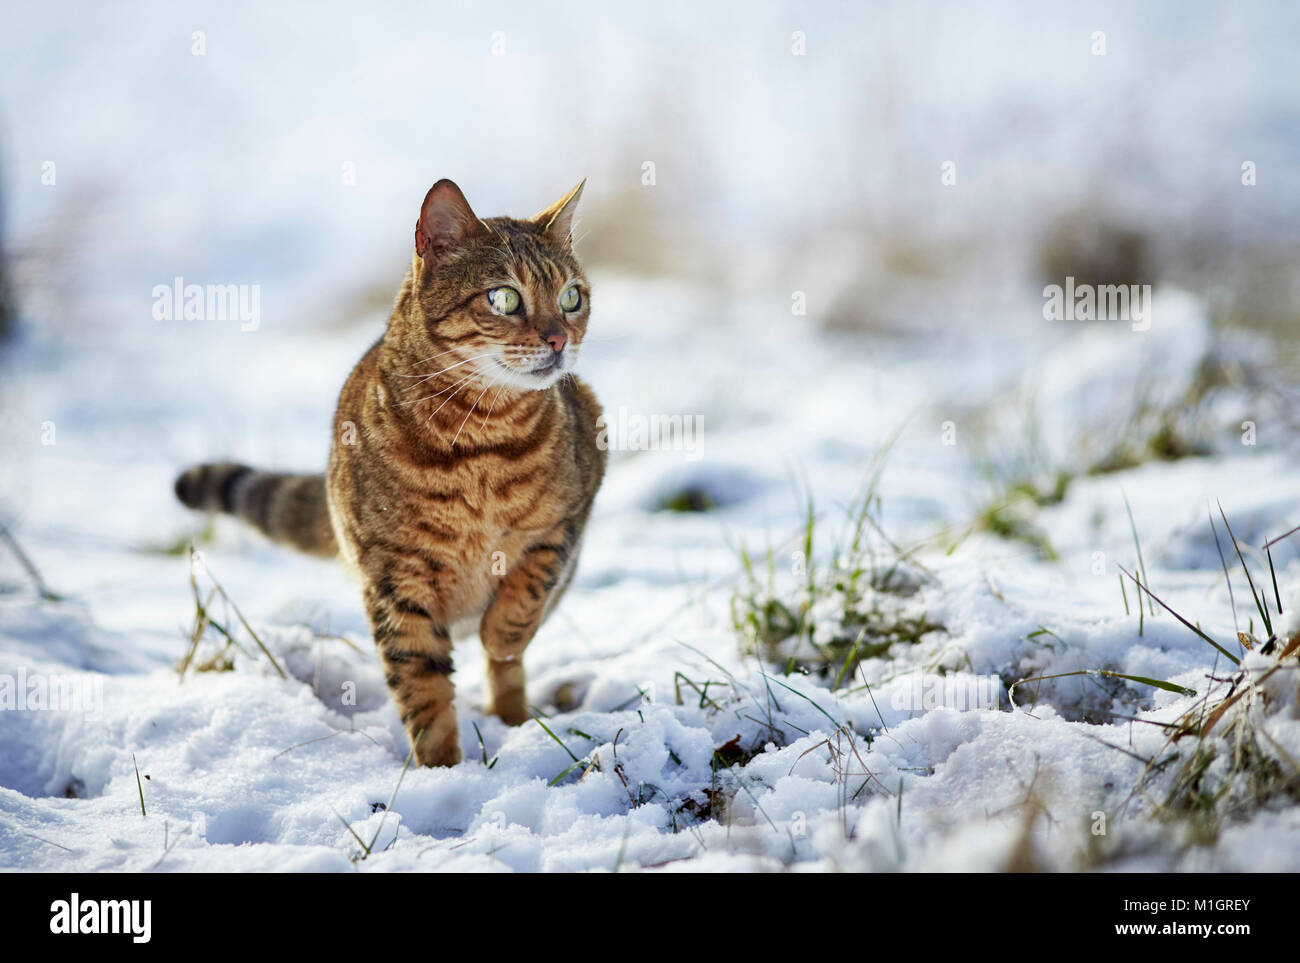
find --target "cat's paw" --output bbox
[412,734,463,767]
[491,699,531,727]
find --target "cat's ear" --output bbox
[416,179,485,262]
[532,179,585,247]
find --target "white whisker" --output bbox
[479,381,509,431]
[424,376,476,424]
[398,353,498,391]
[451,380,494,448]
[401,345,465,370]
[397,370,480,408]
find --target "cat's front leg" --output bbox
[362,575,461,767]
[478,534,573,725]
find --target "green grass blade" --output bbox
[532,713,579,762]
[1217,500,1271,638]
[1096,670,1196,697]
[765,672,842,731]
[1266,546,1282,617]
[132,753,146,817]
[1207,509,1241,639]
[1117,565,1238,665]
[1123,491,1155,616]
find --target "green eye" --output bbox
[559,285,582,312]
[488,287,521,315]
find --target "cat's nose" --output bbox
[543,328,567,353]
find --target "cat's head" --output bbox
[397,178,589,392]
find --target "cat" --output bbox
[175,178,606,766]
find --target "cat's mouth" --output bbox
[490,353,571,390]
[529,356,563,375]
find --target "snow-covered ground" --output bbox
[2,272,1298,872]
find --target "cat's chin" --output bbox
[525,369,568,391]
[490,359,570,392]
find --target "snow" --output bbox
[3,2,1300,873]
[3,273,1298,872]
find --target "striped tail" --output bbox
[174,462,338,558]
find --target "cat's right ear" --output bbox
[415,179,485,263]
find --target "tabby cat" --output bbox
[175,179,606,767]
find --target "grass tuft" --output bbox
[1117,518,1300,847]
[178,546,286,680]
[731,474,942,681]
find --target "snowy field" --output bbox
[2,2,1299,873]
[2,278,1298,872]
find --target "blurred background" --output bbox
[3,1,1299,339]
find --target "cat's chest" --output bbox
[405,463,561,611]
[414,454,567,550]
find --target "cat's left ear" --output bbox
[532,179,585,247]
